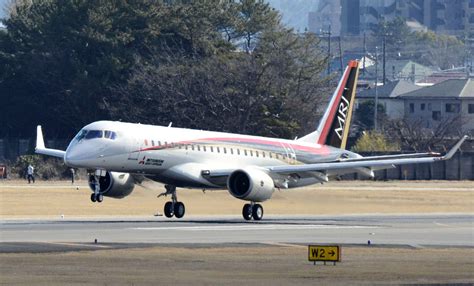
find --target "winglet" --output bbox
[36,125,45,150]
[441,135,468,160]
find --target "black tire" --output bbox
[174,202,185,219]
[242,204,252,221]
[164,201,174,218]
[252,204,263,221]
[96,194,104,203]
[90,193,97,203]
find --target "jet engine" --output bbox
[227,168,274,202]
[88,171,135,198]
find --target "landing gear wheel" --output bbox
[242,204,252,221]
[252,204,263,221]
[174,202,185,219]
[96,194,103,203]
[90,193,97,203]
[164,201,174,218]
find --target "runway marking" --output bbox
[39,242,112,249]
[262,242,306,249]
[130,224,378,231]
[434,222,452,227]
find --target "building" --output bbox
[308,0,342,36]
[397,78,474,132]
[356,80,422,119]
[363,59,436,83]
[339,0,474,37]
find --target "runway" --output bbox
[1,214,473,252]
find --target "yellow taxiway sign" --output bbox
[308,245,340,262]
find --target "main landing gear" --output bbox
[158,185,185,219]
[242,203,263,221]
[90,170,105,203]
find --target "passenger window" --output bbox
[230,148,234,155]
[217,147,220,153]
[151,140,155,146]
[203,146,207,152]
[158,141,161,146]
[191,145,195,151]
[223,147,227,154]
[262,152,265,158]
[269,152,272,158]
[256,151,259,157]
[244,150,248,156]
[211,146,214,152]
[250,150,253,156]
[197,145,201,151]
[237,149,240,155]
[185,145,188,150]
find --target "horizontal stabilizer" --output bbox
[35,125,66,159]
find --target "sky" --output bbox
[267,0,320,32]
[0,0,7,19]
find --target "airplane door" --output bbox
[128,137,141,160]
[287,144,297,165]
[280,143,297,165]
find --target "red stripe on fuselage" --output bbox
[137,136,330,155]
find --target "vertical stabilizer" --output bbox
[298,60,359,149]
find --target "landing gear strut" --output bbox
[90,170,105,203]
[158,185,185,219]
[242,203,263,221]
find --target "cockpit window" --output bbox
[85,130,103,139]
[75,130,88,141]
[104,130,117,140]
[74,129,117,141]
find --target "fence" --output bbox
[1,138,473,180]
[342,151,474,180]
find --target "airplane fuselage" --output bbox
[65,121,358,189]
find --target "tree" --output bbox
[353,100,387,131]
[352,131,400,152]
[386,116,465,151]
[0,0,329,140]
[371,17,466,70]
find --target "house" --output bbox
[363,59,436,83]
[397,78,474,133]
[356,80,422,119]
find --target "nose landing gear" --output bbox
[159,185,185,219]
[242,203,263,221]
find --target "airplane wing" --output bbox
[206,136,468,179]
[35,125,66,158]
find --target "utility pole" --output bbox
[374,46,379,131]
[363,32,366,75]
[382,33,386,85]
[338,36,343,74]
[327,24,332,76]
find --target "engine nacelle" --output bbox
[227,168,274,202]
[88,171,135,198]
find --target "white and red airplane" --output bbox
[36,60,467,220]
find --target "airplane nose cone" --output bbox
[65,145,87,167]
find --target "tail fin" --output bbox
[298,60,359,149]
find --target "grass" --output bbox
[0,180,473,218]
